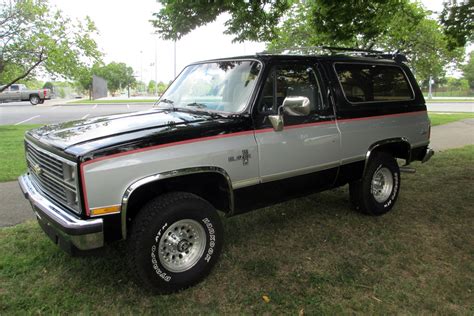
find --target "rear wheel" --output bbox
[127,192,223,293]
[29,94,40,105]
[350,152,400,216]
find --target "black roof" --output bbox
[197,52,407,65]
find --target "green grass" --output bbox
[429,112,474,126]
[0,125,41,182]
[426,99,474,103]
[68,99,156,104]
[1,146,473,314]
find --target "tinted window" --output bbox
[258,65,323,114]
[10,85,19,91]
[335,64,413,103]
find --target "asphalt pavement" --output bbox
[0,100,155,125]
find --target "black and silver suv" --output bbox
[19,49,434,292]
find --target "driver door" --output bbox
[253,63,341,183]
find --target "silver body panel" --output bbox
[82,110,430,214]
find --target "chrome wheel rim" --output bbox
[157,219,206,273]
[371,167,394,203]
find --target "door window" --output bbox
[258,65,324,115]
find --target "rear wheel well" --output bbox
[124,173,232,238]
[368,140,411,162]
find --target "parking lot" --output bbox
[0,101,155,125]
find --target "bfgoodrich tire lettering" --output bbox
[349,152,401,216]
[127,192,223,293]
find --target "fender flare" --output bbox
[364,137,411,174]
[120,166,234,240]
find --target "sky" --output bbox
[48,0,451,84]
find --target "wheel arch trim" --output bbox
[120,166,234,240]
[364,137,411,174]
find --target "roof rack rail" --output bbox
[258,46,408,63]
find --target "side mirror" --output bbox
[268,113,284,132]
[282,96,311,116]
[267,96,311,132]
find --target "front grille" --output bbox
[25,140,80,213]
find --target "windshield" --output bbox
[158,60,262,113]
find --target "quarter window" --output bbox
[335,64,413,103]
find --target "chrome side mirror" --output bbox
[282,96,311,116]
[269,113,284,131]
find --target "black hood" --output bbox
[26,109,251,159]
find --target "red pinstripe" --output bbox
[80,110,427,215]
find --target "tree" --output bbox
[151,0,291,42]
[95,62,136,95]
[462,52,474,89]
[147,80,157,95]
[0,0,102,92]
[266,1,463,82]
[440,0,474,50]
[157,81,168,94]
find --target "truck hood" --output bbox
[27,109,229,156]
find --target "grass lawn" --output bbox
[0,125,41,182]
[1,146,473,314]
[428,112,474,126]
[425,99,473,103]
[68,99,156,104]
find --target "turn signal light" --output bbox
[90,205,121,216]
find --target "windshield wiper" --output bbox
[154,98,175,110]
[186,102,207,108]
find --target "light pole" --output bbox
[140,50,143,93]
[173,40,177,79]
[155,35,158,96]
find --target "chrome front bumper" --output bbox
[18,173,104,253]
[422,147,434,163]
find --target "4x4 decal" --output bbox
[228,149,251,165]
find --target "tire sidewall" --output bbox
[30,95,39,105]
[135,197,223,292]
[364,154,400,215]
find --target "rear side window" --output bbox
[335,63,414,103]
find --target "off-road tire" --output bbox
[29,94,40,105]
[349,152,400,216]
[127,192,223,293]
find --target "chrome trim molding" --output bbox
[120,166,234,240]
[18,173,103,250]
[364,137,411,173]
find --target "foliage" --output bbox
[151,1,468,83]
[157,81,168,94]
[0,0,102,92]
[440,0,474,50]
[151,0,291,42]
[75,62,136,96]
[267,1,464,81]
[147,80,157,94]
[95,62,136,95]
[43,81,53,90]
[462,51,474,89]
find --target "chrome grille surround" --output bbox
[25,140,81,214]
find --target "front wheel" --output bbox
[29,94,40,105]
[127,192,223,293]
[349,152,401,216]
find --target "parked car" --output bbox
[0,84,51,105]
[19,49,433,293]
